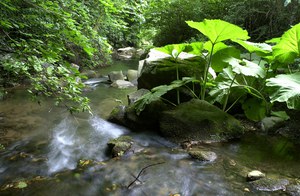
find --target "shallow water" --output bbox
[0,60,300,195]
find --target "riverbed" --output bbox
[0,60,299,195]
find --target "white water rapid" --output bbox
[47,115,128,173]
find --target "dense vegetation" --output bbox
[0,0,299,114]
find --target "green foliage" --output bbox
[266,73,300,110]
[134,77,198,115]
[272,23,300,63]
[143,0,300,46]
[0,0,127,113]
[186,19,250,44]
[135,18,300,122]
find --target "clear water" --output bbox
[0,60,300,195]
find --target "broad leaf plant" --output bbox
[135,19,300,122]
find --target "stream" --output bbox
[0,60,300,195]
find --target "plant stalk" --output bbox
[201,42,215,100]
[223,74,237,111]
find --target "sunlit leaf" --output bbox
[233,40,272,56]
[266,72,300,109]
[155,44,187,59]
[185,42,204,55]
[186,19,249,44]
[225,57,266,78]
[273,23,300,63]
[211,46,240,72]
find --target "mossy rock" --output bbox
[138,49,205,103]
[160,99,244,143]
[107,136,133,157]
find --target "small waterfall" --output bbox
[47,115,128,174]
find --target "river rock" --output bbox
[108,71,124,82]
[286,185,300,196]
[250,177,289,192]
[137,49,205,102]
[127,89,150,105]
[260,116,286,133]
[127,69,138,82]
[188,149,217,162]
[246,170,265,181]
[159,99,244,143]
[81,70,97,79]
[111,80,134,89]
[116,47,137,60]
[107,136,133,157]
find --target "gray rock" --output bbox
[107,136,133,157]
[127,69,138,82]
[116,47,137,60]
[127,89,150,105]
[188,149,217,162]
[247,170,265,181]
[137,49,205,103]
[286,185,300,196]
[160,99,244,143]
[250,178,289,192]
[108,71,124,82]
[111,80,134,89]
[260,116,286,133]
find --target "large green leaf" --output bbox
[185,42,204,55]
[225,57,266,78]
[242,98,267,121]
[266,72,300,109]
[186,19,250,44]
[211,46,241,72]
[273,23,300,63]
[155,44,187,59]
[233,40,272,57]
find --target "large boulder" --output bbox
[138,49,205,90]
[159,99,244,143]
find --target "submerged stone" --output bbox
[286,185,300,196]
[188,149,217,162]
[159,99,244,143]
[250,178,289,192]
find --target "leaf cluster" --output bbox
[134,19,300,122]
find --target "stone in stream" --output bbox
[107,136,133,157]
[249,177,289,192]
[127,69,138,82]
[246,170,265,181]
[188,149,217,162]
[111,80,134,89]
[159,99,244,143]
[108,71,124,82]
[286,185,300,196]
[137,49,205,103]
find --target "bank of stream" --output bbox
[0,60,300,195]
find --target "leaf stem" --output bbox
[223,74,237,111]
[201,42,215,100]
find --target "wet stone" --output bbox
[188,149,217,162]
[286,185,300,196]
[246,170,265,182]
[107,136,133,157]
[250,177,289,192]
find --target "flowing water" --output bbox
[0,60,300,195]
